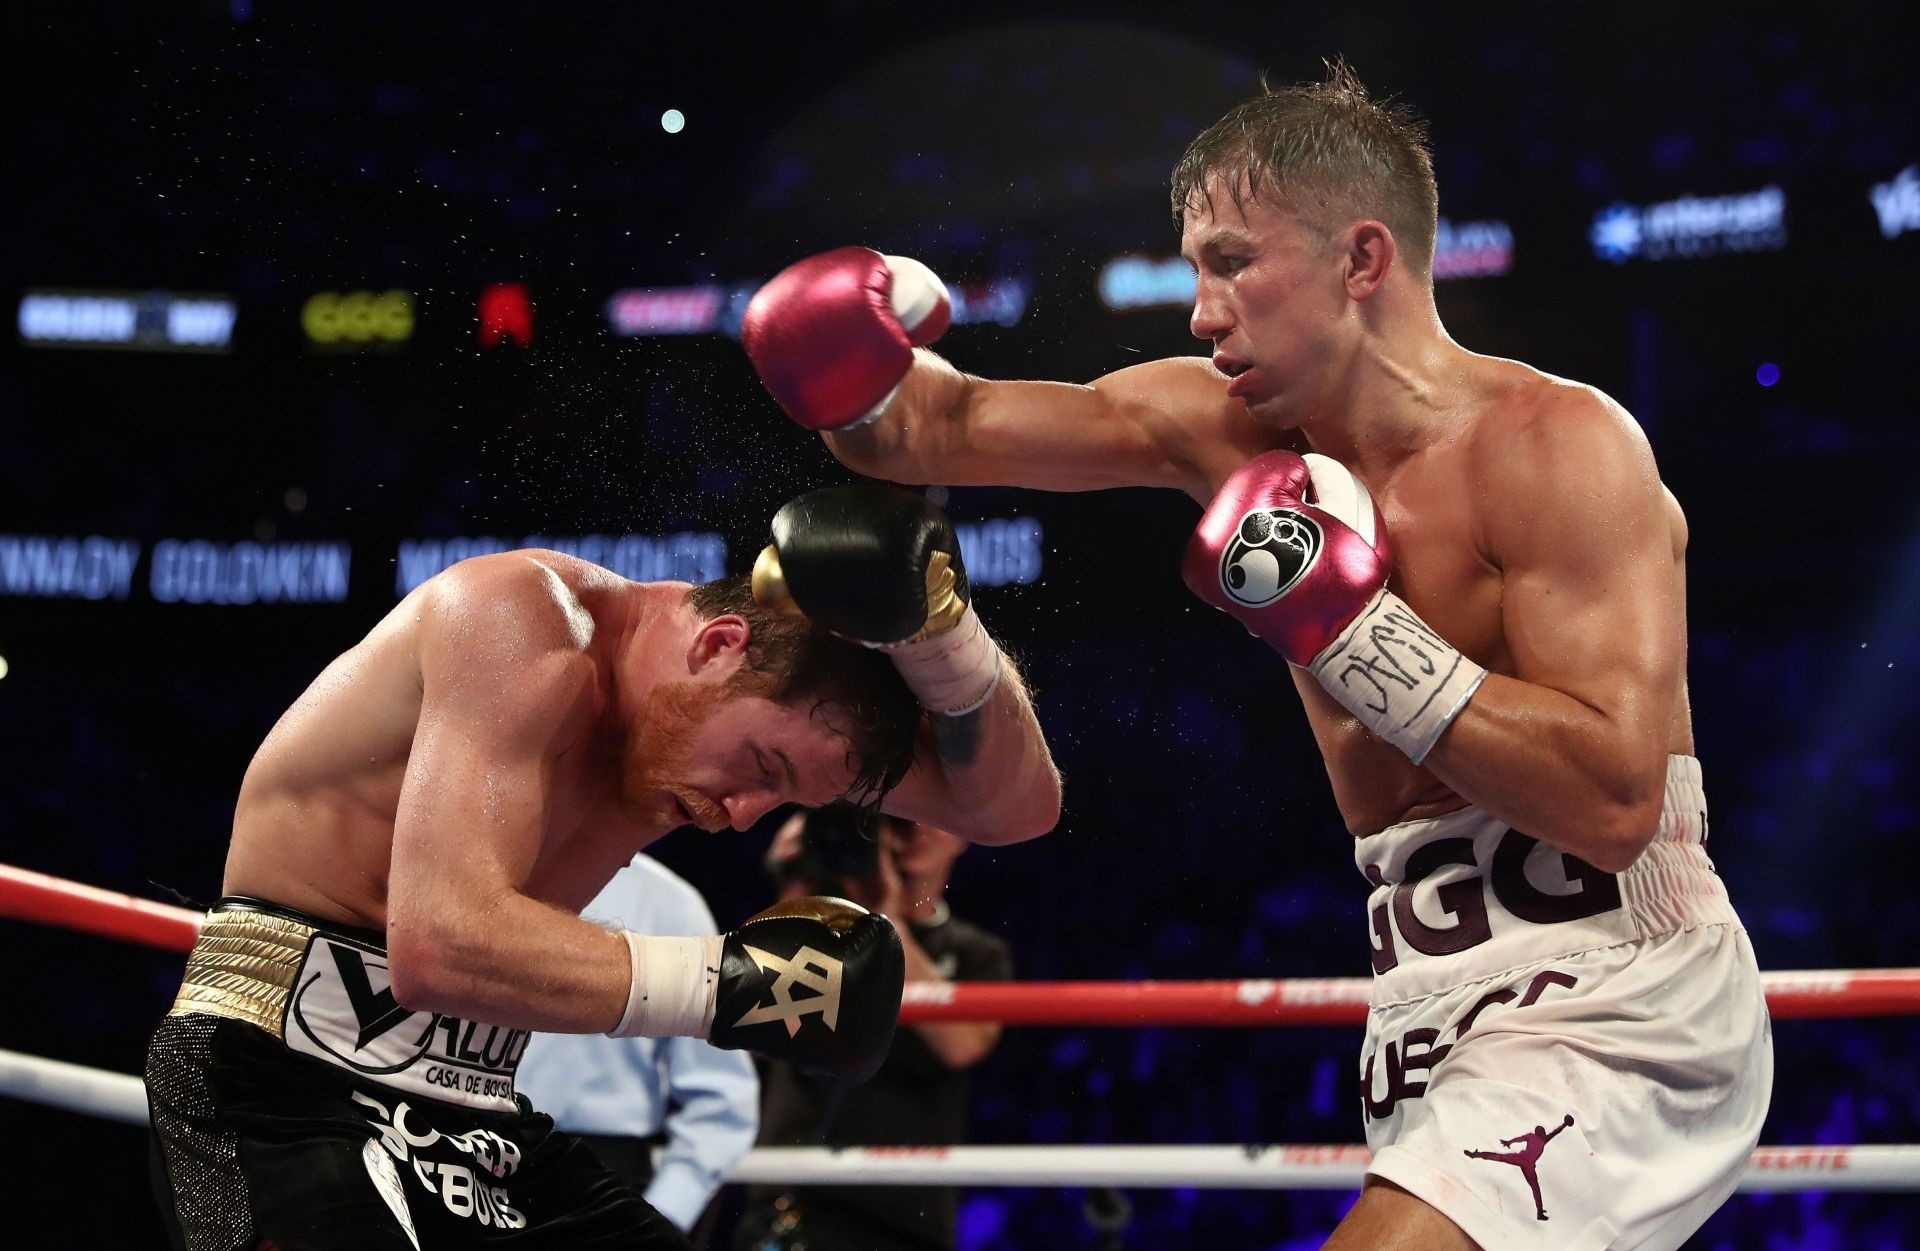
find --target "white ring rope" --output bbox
[6,1048,1915,1193]
[1,1047,147,1126]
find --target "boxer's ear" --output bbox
[1343,220,1395,300]
[687,613,750,675]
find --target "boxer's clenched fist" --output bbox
[1186,451,1487,764]
[709,896,904,1086]
[742,247,951,431]
[754,482,971,644]
[610,896,904,1086]
[1183,450,1393,667]
[754,482,1003,716]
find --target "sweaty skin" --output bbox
[821,182,1691,875]
[222,550,1058,1035]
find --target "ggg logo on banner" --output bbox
[303,290,415,348]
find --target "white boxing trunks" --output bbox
[1355,755,1772,1251]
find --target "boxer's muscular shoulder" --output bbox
[422,551,600,648]
[1465,369,1670,561]
[415,552,603,724]
[1466,372,1653,499]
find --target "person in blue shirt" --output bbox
[517,854,760,1234]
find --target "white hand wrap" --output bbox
[1307,589,1487,765]
[878,603,1004,716]
[609,931,723,1039]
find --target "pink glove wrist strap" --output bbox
[1307,589,1487,765]
[609,932,722,1038]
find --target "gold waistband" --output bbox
[169,908,315,1035]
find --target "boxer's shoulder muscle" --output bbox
[413,552,606,745]
[1462,368,1667,564]
[420,550,605,653]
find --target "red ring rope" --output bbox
[7,862,1918,1026]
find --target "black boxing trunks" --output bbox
[146,897,691,1251]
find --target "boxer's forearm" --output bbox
[822,351,972,484]
[891,658,1059,845]
[932,659,1060,845]
[387,892,630,1033]
[1418,673,1670,873]
[827,354,1209,495]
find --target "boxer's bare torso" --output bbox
[1271,355,1694,837]
[224,552,682,929]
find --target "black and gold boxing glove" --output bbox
[707,896,904,1085]
[753,483,1002,714]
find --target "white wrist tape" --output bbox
[1307,589,1487,765]
[879,602,1004,716]
[609,931,723,1039]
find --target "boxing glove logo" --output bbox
[731,944,845,1036]
[1219,508,1322,607]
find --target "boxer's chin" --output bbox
[1242,392,1298,430]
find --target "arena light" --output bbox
[302,290,414,348]
[1431,218,1514,280]
[1590,186,1786,263]
[1097,255,1196,312]
[395,533,730,595]
[1869,165,1920,240]
[17,289,237,353]
[606,286,728,336]
[477,283,534,348]
[0,534,142,601]
[947,277,1030,329]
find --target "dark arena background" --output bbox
[5,3,1919,1247]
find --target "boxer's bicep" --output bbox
[1490,402,1683,758]
[830,353,1265,497]
[388,578,588,952]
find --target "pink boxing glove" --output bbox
[1182,450,1393,666]
[741,247,952,431]
[1185,450,1489,765]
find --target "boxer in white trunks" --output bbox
[738,59,1771,1251]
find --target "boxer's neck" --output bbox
[607,584,701,735]
[1303,320,1476,478]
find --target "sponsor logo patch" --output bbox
[732,943,844,1036]
[1463,1115,1576,1222]
[285,935,529,1111]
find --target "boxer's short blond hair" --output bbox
[1170,59,1440,280]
